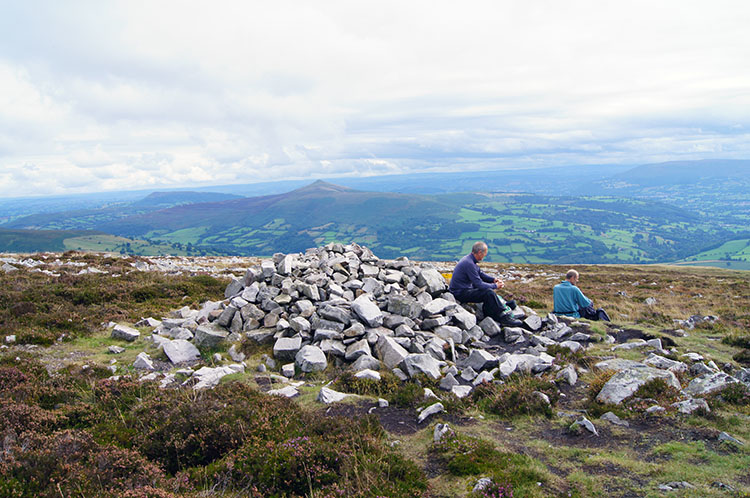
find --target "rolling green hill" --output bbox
[0,228,101,253]
[73,181,745,264]
[3,174,749,265]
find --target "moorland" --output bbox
[1,250,749,497]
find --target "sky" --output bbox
[1,1,750,198]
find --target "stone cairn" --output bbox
[116,242,750,428]
[129,242,605,397]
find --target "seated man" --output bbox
[449,241,522,327]
[553,269,610,321]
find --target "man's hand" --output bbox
[494,278,505,289]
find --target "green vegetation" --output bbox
[5,181,750,263]
[0,254,227,344]
[2,254,750,497]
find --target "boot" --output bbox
[497,312,523,328]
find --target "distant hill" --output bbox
[601,159,750,187]
[132,191,242,208]
[592,159,750,220]
[83,180,742,264]
[104,180,451,237]
[2,161,750,264]
[0,228,101,252]
[4,190,244,231]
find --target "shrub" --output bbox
[389,380,427,408]
[432,431,543,495]
[333,370,403,398]
[473,375,559,418]
[546,344,591,367]
[733,349,750,366]
[586,369,616,402]
[211,413,427,498]
[721,333,750,349]
[133,382,301,474]
[631,377,681,405]
[710,383,750,407]
[0,429,170,498]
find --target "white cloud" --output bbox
[0,1,749,197]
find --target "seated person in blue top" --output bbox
[449,241,523,327]
[553,269,610,321]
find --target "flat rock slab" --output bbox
[194,323,229,348]
[111,324,140,342]
[596,366,680,405]
[317,387,349,404]
[163,339,201,364]
[684,372,738,397]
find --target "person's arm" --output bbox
[478,268,495,283]
[467,262,497,290]
[575,288,593,308]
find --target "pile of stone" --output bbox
[116,242,750,422]
[128,243,602,396]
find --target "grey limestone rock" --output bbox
[644,353,687,373]
[194,323,229,348]
[434,325,462,344]
[401,353,442,380]
[439,372,460,391]
[224,277,244,298]
[351,354,381,371]
[523,314,542,331]
[273,336,303,362]
[295,345,328,372]
[433,423,453,442]
[556,364,578,386]
[345,338,371,361]
[596,366,680,405]
[387,294,423,318]
[422,298,457,316]
[672,398,710,414]
[163,339,201,364]
[417,402,444,423]
[111,324,140,342]
[684,372,738,397]
[317,387,349,404]
[600,411,629,427]
[479,316,502,337]
[375,334,409,369]
[466,349,499,371]
[133,352,154,370]
[503,326,525,343]
[572,416,598,436]
[416,268,447,295]
[352,295,384,327]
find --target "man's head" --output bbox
[472,241,488,262]
[566,269,579,285]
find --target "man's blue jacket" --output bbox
[449,253,497,293]
[553,280,592,318]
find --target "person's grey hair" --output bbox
[566,269,579,280]
[471,241,487,255]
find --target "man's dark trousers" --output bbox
[452,288,508,321]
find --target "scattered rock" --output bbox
[596,366,680,405]
[163,339,201,364]
[133,352,154,370]
[571,416,598,436]
[418,402,444,423]
[111,324,140,342]
[317,386,348,404]
[600,411,629,427]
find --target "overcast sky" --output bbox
[1,1,749,198]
